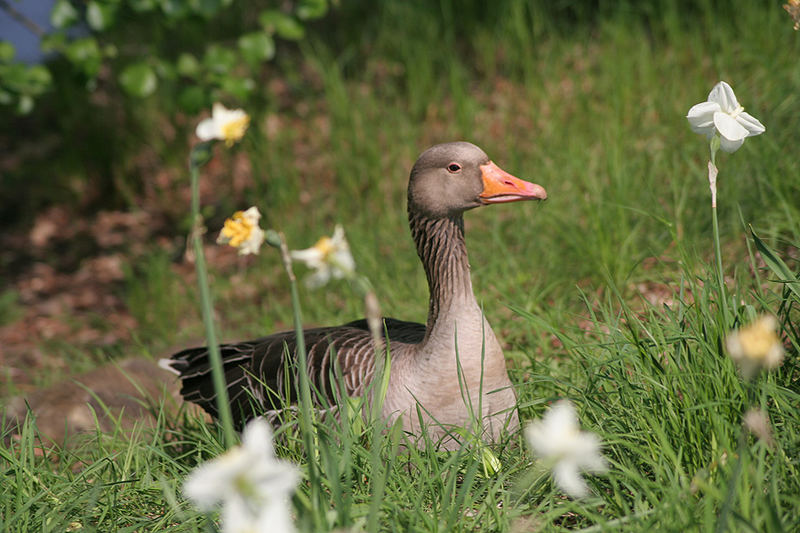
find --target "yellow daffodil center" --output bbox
[221,115,250,146]
[220,211,254,247]
[312,236,335,259]
[737,320,779,360]
[233,473,259,500]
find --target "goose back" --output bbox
[169,318,426,428]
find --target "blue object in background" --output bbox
[0,0,57,64]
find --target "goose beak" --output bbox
[478,161,547,204]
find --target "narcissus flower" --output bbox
[196,103,250,146]
[290,225,356,288]
[726,315,784,375]
[743,408,775,448]
[479,445,502,477]
[524,400,607,498]
[785,0,800,30]
[686,81,765,153]
[217,207,265,255]
[183,419,299,533]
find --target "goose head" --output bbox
[407,141,547,219]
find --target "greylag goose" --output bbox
[163,142,546,447]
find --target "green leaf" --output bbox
[154,58,176,80]
[26,66,52,93]
[103,44,118,58]
[191,0,224,18]
[219,77,255,100]
[177,85,206,113]
[203,45,237,74]
[40,32,67,53]
[129,0,156,12]
[119,62,158,97]
[51,0,79,29]
[159,0,188,17]
[0,42,15,63]
[17,94,34,114]
[64,38,102,78]
[297,0,328,20]
[0,63,27,92]
[750,226,800,303]
[258,10,305,40]
[176,53,200,77]
[65,38,99,62]
[86,1,118,31]
[238,32,275,66]
[0,63,52,97]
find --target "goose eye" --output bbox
[447,163,462,173]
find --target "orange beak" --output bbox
[478,161,547,204]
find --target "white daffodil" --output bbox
[743,408,774,448]
[290,225,356,288]
[726,315,784,376]
[183,419,299,533]
[217,207,265,255]
[196,103,250,146]
[686,81,765,153]
[524,400,607,498]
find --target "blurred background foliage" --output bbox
[0,0,328,228]
[1,0,789,229]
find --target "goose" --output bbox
[162,142,547,448]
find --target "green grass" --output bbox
[2,1,800,531]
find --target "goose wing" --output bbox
[166,318,425,427]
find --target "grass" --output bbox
[2,0,800,531]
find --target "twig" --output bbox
[0,0,45,37]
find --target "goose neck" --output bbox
[408,210,475,331]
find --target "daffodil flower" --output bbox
[524,400,607,498]
[686,81,765,153]
[290,225,356,288]
[217,207,265,255]
[726,315,784,376]
[785,0,800,31]
[196,103,251,147]
[743,408,774,448]
[479,446,502,477]
[183,419,299,533]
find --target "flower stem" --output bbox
[352,277,391,533]
[332,272,390,531]
[708,141,729,325]
[350,275,390,422]
[711,202,729,324]
[715,423,746,533]
[276,233,321,526]
[715,380,755,533]
[189,151,236,448]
